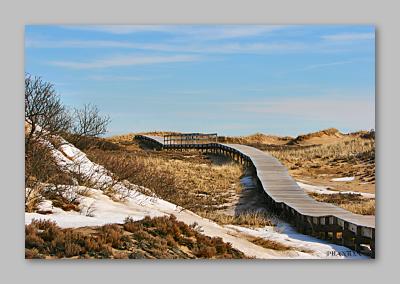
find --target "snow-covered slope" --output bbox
[25,137,367,259]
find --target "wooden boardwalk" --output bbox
[136,134,375,257]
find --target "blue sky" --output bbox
[25,25,375,136]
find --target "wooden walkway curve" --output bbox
[136,134,375,257]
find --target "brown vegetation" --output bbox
[247,236,292,251]
[25,139,76,212]
[108,131,180,144]
[25,216,247,259]
[197,211,274,227]
[269,136,375,193]
[86,146,243,213]
[288,128,343,145]
[309,193,375,215]
[237,234,313,253]
[218,133,292,145]
[25,75,112,213]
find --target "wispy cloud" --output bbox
[301,60,354,71]
[26,39,135,48]
[177,25,285,40]
[49,54,200,69]
[322,32,375,42]
[61,25,170,34]
[274,58,372,77]
[61,25,285,40]
[88,75,149,81]
[26,38,307,54]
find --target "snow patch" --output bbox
[227,224,368,259]
[331,176,355,182]
[26,187,167,228]
[297,181,375,199]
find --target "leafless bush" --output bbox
[25,74,111,151]
[25,139,75,211]
[71,104,110,138]
[41,184,80,212]
[25,139,74,186]
[25,186,44,212]
[25,74,72,148]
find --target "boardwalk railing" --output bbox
[164,133,217,146]
[135,133,375,257]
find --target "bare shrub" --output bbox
[65,242,82,257]
[123,215,246,259]
[100,224,124,249]
[71,104,110,137]
[40,185,80,212]
[25,140,75,211]
[26,216,247,259]
[25,248,43,259]
[25,186,43,212]
[25,74,72,149]
[25,140,74,187]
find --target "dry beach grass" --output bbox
[86,145,244,213]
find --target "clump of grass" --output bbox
[242,235,314,254]
[340,200,375,215]
[247,236,293,251]
[198,211,275,227]
[309,192,375,215]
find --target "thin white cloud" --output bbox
[301,60,354,71]
[274,58,372,77]
[49,54,200,69]
[26,39,134,48]
[322,32,375,42]
[26,38,307,54]
[88,75,148,81]
[178,25,285,40]
[61,25,285,40]
[61,25,170,34]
